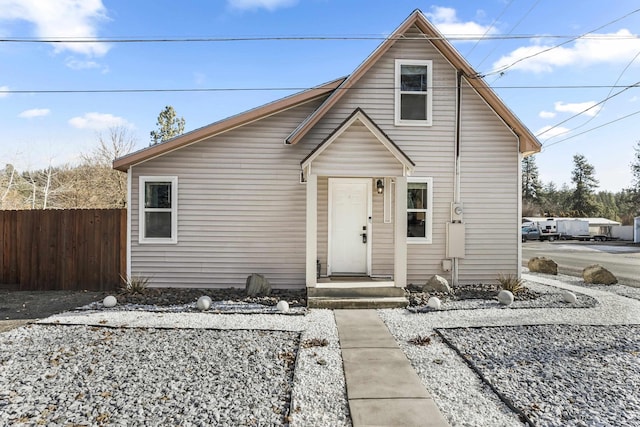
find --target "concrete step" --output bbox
[307,296,408,309]
[308,286,406,299]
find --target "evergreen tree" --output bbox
[570,154,601,216]
[630,141,640,209]
[150,106,186,145]
[522,156,542,204]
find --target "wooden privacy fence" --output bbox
[0,209,126,291]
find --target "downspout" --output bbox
[452,70,462,287]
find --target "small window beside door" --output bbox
[407,177,432,243]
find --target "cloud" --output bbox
[539,110,556,119]
[492,29,640,73]
[535,125,571,140]
[426,6,498,41]
[19,108,50,118]
[69,112,130,130]
[227,0,297,11]
[0,85,9,98]
[554,101,601,117]
[0,0,110,57]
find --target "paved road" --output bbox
[522,241,640,287]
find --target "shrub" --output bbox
[497,273,526,294]
[120,274,150,295]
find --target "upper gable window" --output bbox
[395,59,433,126]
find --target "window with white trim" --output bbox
[139,176,178,244]
[395,59,433,126]
[407,177,432,243]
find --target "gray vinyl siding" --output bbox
[458,83,520,283]
[300,26,519,285]
[130,99,325,288]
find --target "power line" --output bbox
[2,84,639,95]
[543,108,640,149]
[475,0,542,70]
[479,7,640,78]
[537,80,640,140]
[465,0,515,57]
[0,33,638,44]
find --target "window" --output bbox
[407,177,432,243]
[139,176,177,244]
[395,59,433,126]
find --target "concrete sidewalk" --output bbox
[334,310,449,426]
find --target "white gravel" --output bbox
[379,272,640,427]
[4,271,640,426]
[1,310,349,426]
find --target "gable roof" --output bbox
[301,107,415,174]
[285,9,542,155]
[113,77,346,171]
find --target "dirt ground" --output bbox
[0,290,108,333]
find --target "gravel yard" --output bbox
[2,272,640,426]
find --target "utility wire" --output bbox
[475,0,542,70]
[479,7,640,77]
[537,80,640,139]
[0,33,638,43]
[1,84,638,95]
[543,108,640,149]
[543,49,640,141]
[465,0,514,57]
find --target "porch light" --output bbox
[376,179,384,194]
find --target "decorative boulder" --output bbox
[497,290,514,306]
[582,264,618,285]
[245,273,271,296]
[427,297,441,310]
[103,295,117,308]
[562,291,577,304]
[528,257,558,275]
[423,275,451,294]
[276,300,289,313]
[196,296,211,311]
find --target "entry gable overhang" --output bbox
[286,9,541,156]
[113,77,346,171]
[301,108,415,175]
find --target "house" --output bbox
[113,10,541,301]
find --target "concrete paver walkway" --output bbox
[334,309,449,426]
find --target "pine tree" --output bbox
[522,156,542,204]
[150,106,186,145]
[570,154,601,216]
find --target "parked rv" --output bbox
[521,218,590,242]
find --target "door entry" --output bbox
[328,178,371,275]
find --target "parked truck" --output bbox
[521,218,590,242]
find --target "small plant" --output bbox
[120,274,150,295]
[408,335,432,346]
[301,338,329,348]
[497,273,526,294]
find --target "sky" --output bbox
[1,0,639,192]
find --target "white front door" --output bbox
[328,178,371,275]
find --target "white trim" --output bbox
[327,178,372,276]
[395,59,433,126]
[301,109,415,174]
[383,177,392,224]
[407,177,433,244]
[138,176,178,244]
[126,167,132,277]
[306,174,318,287]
